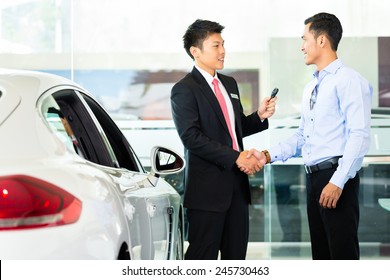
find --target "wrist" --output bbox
[257,110,265,120]
[262,150,271,164]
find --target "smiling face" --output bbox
[191,32,225,76]
[300,23,322,67]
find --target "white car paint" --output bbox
[0,69,185,260]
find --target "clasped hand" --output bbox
[236,149,266,175]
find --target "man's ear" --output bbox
[190,46,199,59]
[318,35,326,47]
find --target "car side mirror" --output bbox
[150,146,185,176]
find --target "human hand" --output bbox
[241,149,268,174]
[319,182,342,208]
[258,96,277,120]
[246,148,267,165]
[236,150,264,175]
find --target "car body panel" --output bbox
[0,69,184,260]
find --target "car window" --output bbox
[45,107,76,151]
[80,93,144,172]
[39,88,144,172]
[41,89,118,167]
[40,96,77,153]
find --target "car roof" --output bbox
[0,69,88,161]
[0,69,85,124]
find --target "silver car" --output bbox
[0,69,185,260]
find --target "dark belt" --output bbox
[304,156,341,174]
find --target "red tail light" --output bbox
[0,175,82,230]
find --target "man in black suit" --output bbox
[170,19,276,260]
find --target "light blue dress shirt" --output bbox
[268,59,373,189]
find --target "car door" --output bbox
[46,87,175,260]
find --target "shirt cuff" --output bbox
[330,171,348,190]
[267,146,282,163]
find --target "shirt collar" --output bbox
[195,65,219,86]
[313,58,343,79]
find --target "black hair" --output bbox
[183,19,224,60]
[47,107,64,118]
[304,12,343,51]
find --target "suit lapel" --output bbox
[191,68,230,134]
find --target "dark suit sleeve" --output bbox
[240,111,269,137]
[171,81,239,169]
[220,74,269,139]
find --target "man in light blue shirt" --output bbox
[247,12,372,259]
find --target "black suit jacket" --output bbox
[171,67,268,212]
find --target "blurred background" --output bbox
[1,0,389,259]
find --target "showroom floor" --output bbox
[183,241,389,260]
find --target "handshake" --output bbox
[236,149,269,175]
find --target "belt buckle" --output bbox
[304,165,312,174]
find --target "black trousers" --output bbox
[306,167,360,260]
[184,183,249,260]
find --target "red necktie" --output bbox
[212,78,239,151]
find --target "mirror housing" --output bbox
[150,146,185,176]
